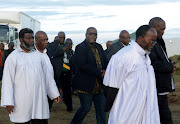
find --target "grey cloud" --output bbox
[94,15,117,18]
[1,0,180,9]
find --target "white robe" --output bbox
[103,41,160,124]
[1,46,60,123]
[37,48,54,77]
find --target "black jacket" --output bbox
[47,41,64,88]
[72,40,107,92]
[149,38,174,93]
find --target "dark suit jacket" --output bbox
[47,40,64,88]
[2,49,15,65]
[149,38,174,93]
[107,40,124,61]
[72,40,108,92]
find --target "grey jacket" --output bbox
[106,40,124,61]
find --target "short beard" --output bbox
[145,49,151,55]
[21,40,34,51]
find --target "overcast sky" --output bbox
[1,0,180,44]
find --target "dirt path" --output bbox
[0,82,180,124]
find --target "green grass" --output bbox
[174,74,180,82]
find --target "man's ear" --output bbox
[137,36,141,42]
[19,38,23,43]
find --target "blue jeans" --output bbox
[71,93,106,124]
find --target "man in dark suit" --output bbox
[71,27,107,124]
[107,30,130,61]
[2,42,15,65]
[59,38,74,112]
[104,41,113,54]
[149,17,176,124]
[47,31,68,94]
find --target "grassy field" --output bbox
[0,74,180,124]
[1,54,180,124]
[174,74,180,82]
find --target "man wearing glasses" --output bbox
[71,27,107,124]
[104,25,160,124]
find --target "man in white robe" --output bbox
[35,31,54,79]
[35,31,62,111]
[1,28,60,124]
[103,25,160,124]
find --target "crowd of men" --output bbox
[0,17,176,124]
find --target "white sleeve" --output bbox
[42,56,60,100]
[103,54,129,89]
[1,56,15,107]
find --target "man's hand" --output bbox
[6,106,14,114]
[55,96,60,103]
[59,88,62,95]
[101,70,106,78]
[171,61,176,71]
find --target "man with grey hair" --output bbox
[107,30,130,61]
[149,17,175,124]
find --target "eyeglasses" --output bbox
[88,33,98,36]
[59,37,65,39]
[122,36,130,40]
[150,41,157,45]
[66,43,73,46]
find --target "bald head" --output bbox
[149,17,166,39]
[106,41,113,49]
[58,31,65,44]
[149,17,165,27]
[35,31,47,39]
[35,31,48,52]
[119,30,130,45]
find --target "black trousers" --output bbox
[60,71,73,111]
[158,95,173,124]
[15,119,48,124]
[48,96,54,110]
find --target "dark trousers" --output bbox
[60,71,73,111]
[0,66,3,81]
[48,96,54,110]
[15,119,48,124]
[71,93,106,124]
[158,95,173,124]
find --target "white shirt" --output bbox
[103,41,160,124]
[1,46,60,123]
